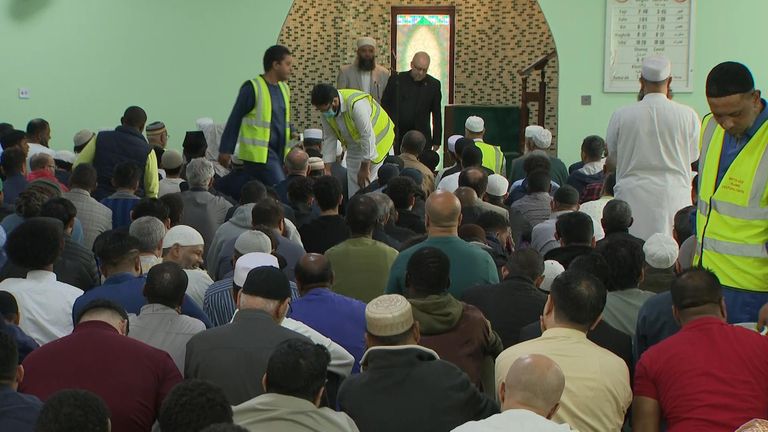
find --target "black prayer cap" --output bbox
[242,266,291,301]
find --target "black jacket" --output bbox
[381,72,442,149]
[462,276,548,348]
[338,346,498,432]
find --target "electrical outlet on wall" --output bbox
[581,95,591,106]
[18,88,31,99]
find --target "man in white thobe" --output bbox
[606,55,700,240]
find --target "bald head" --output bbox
[454,186,479,208]
[410,52,431,82]
[295,253,333,292]
[502,354,565,418]
[285,148,309,175]
[426,190,461,231]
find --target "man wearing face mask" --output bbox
[694,61,768,323]
[381,52,443,153]
[311,83,395,196]
[606,55,700,241]
[218,45,295,187]
[337,37,390,104]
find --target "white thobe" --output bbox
[321,92,381,196]
[606,93,700,240]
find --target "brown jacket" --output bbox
[399,153,436,195]
[409,294,503,388]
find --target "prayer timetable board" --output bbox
[604,0,695,93]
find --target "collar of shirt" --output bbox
[541,327,588,340]
[399,153,419,162]
[301,287,333,298]
[138,303,178,316]
[73,320,120,336]
[68,188,91,197]
[233,308,275,324]
[742,98,768,140]
[103,272,142,286]
[107,191,139,200]
[549,210,573,220]
[24,270,57,283]
[641,92,668,103]
[360,344,440,368]
[681,315,725,330]
[579,160,605,176]
[115,125,147,141]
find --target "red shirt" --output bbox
[634,316,768,431]
[20,321,182,432]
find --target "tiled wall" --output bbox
[278,0,559,152]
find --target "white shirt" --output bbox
[360,71,372,94]
[0,270,83,345]
[282,317,354,377]
[184,268,214,308]
[579,196,612,241]
[452,409,574,432]
[26,143,56,161]
[159,177,184,197]
[437,172,460,192]
[530,210,573,255]
[606,93,700,240]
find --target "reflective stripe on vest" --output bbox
[475,141,505,174]
[695,114,768,291]
[327,89,394,164]
[237,76,291,163]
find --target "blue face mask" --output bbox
[322,107,336,119]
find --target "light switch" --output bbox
[18,88,30,99]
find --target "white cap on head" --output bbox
[54,150,76,164]
[540,260,565,292]
[644,233,679,269]
[308,157,324,171]
[447,135,463,153]
[233,252,279,287]
[532,128,553,149]
[487,174,509,197]
[641,55,671,82]
[365,294,414,337]
[465,116,485,133]
[303,128,322,141]
[195,117,214,129]
[234,230,272,255]
[73,129,95,149]
[357,37,376,48]
[162,225,204,249]
[525,125,543,138]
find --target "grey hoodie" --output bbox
[206,203,255,278]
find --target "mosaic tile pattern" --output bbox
[278,0,560,152]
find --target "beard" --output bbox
[358,56,375,71]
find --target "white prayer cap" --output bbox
[644,233,679,269]
[303,128,322,141]
[487,174,509,197]
[532,128,553,149]
[365,294,414,337]
[73,129,95,150]
[641,55,671,82]
[357,37,376,48]
[465,116,484,133]
[54,150,76,164]
[540,260,565,292]
[234,230,272,255]
[162,225,204,248]
[525,125,543,138]
[308,157,325,171]
[195,117,214,129]
[447,134,463,153]
[234,252,279,287]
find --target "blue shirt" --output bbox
[1,214,85,245]
[634,291,680,363]
[288,288,367,373]
[2,173,28,206]
[0,386,42,432]
[203,273,300,327]
[4,323,39,363]
[100,192,140,229]
[715,99,768,188]
[71,273,212,327]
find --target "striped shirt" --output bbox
[203,275,300,327]
[101,191,140,229]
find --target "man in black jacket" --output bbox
[381,52,442,153]
[338,294,498,432]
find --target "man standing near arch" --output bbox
[337,37,390,104]
[382,52,443,153]
[218,45,294,186]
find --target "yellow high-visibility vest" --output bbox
[695,114,768,291]
[237,76,290,163]
[326,89,394,164]
[475,140,506,174]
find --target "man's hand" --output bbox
[218,153,231,169]
[758,302,768,333]
[357,160,371,188]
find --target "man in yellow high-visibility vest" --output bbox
[464,115,506,176]
[311,84,395,196]
[218,45,294,187]
[696,61,768,323]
